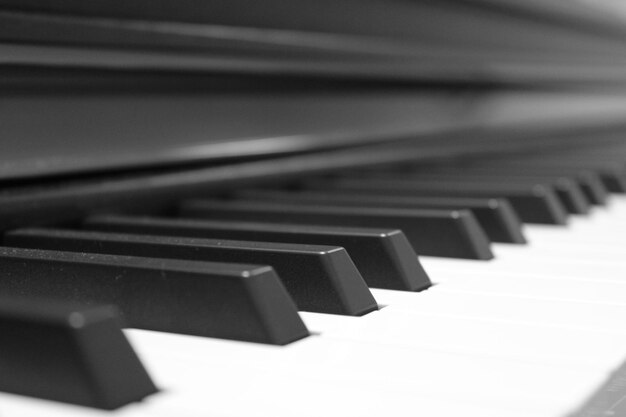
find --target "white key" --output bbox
[2,199,625,417]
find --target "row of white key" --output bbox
[2,197,626,417]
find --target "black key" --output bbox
[0,297,157,409]
[565,165,626,194]
[316,178,568,225]
[574,170,610,205]
[524,177,589,214]
[235,190,526,244]
[595,168,626,193]
[424,166,609,206]
[485,160,626,193]
[178,199,493,260]
[5,229,377,316]
[365,173,590,215]
[84,215,431,292]
[0,246,308,345]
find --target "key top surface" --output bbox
[423,166,609,205]
[0,297,157,409]
[236,189,526,244]
[5,228,378,316]
[484,160,626,193]
[319,178,569,225]
[84,215,431,292]
[376,173,591,215]
[0,246,308,344]
[178,199,494,260]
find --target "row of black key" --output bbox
[2,146,625,409]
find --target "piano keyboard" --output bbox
[6,1,626,415]
[1,146,626,417]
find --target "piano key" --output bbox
[101,329,603,417]
[525,208,626,246]
[178,199,494,260]
[4,228,378,316]
[366,172,591,214]
[235,189,526,243]
[422,229,623,280]
[317,178,569,224]
[0,297,157,409]
[420,265,626,306]
[370,287,626,334]
[4,201,626,417]
[84,215,431,292]
[424,166,609,206]
[0,246,308,345]
[31,246,625,416]
[569,171,610,205]
[123,328,608,417]
[127,277,623,416]
[519,177,590,214]
[330,307,626,368]
[572,166,626,193]
[484,160,626,193]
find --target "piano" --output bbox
[2,1,626,416]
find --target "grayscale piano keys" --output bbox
[352,172,591,215]
[83,215,432,291]
[418,167,610,206]
[0,247,309,344]
[5,1,626,416]
[316,177,570,225]
[4,228,378,316]
[179,199,494,260]
[482,160,626,194]
[0,297,157,409]
[234,189,526,243]
[4,197,626,417]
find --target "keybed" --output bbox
[1,143,626,416]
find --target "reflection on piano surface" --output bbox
[2,1,626,416]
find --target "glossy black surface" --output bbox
[362,173,591,215]
[0,297,156,409]
[0,246,308,344]
[236,189,526,244]
[84,215,431,291]
[5,228,377,316]
[420,166,610,206]
[178,199,494,260]
[321,178,569,225]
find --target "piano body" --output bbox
[1,1,626,416]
